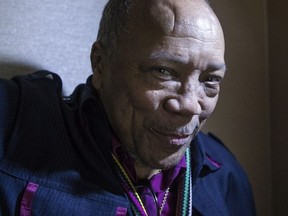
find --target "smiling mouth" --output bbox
[149,128,192,146]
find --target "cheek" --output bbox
[100,75,135,131]
[102,77,159,131]
[124,83,164,113]
[139,90,163,110]
[200,95,219,119]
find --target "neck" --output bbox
[134,161,161,180]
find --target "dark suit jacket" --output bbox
[0,71,256,215]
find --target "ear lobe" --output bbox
[92,67,103,89]
[91,41,105,90]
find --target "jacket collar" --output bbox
[191,133,229,215]
[191,132,222,185]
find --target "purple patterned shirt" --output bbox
[112,136,186,215]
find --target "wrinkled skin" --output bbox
[91,0,226,178]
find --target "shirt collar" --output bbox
[111,131,223,189]
[111,134,187,192]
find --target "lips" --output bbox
[149,128,192,146]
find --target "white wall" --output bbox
[0,0,107,95]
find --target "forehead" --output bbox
[120,0,224,51]
[125,0,222,39]
[115,0,225,68]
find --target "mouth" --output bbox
[149,128,192,146]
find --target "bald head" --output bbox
[94,0,222,60]
[125,0,223,45]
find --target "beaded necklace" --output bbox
[112,148,192,216]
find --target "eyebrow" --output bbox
[148,51,189,64]
[205,63,227,72]
[148,51,227,71]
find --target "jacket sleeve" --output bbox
[0,77,20,160]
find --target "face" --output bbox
[92,0,226,170]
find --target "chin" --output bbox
[158,154,184,169]
[146,147,188,170]
[130,134,191,170]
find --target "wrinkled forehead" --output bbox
[126,0,222,40]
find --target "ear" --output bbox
[90,41,106,90]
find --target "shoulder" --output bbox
[197,132,237,164]
[0,76,20,159]
[1,71,63,106]
[196,131,249,182]
[12,70,63,93]
[0,71,63,158]
[194,132,256,215]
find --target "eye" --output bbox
[153,67,174,76]
[145,67,177,81]
[201,74,223,88]
[201,75,222,97]
[204,75,222,84]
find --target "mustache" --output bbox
[145,120,200,136]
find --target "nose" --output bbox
[163,92,202,117]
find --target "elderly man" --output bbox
[0,0,255,215]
